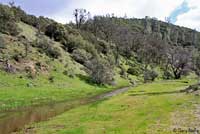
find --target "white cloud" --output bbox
[175,0,200,31]
[48,0,184,24]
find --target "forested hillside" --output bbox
[1,4,200,85]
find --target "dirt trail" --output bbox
[171,101,200,133]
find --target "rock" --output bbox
[142,19,200,47]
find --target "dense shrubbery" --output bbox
[33,36,61,59]
[0,4,20,35]
[80,31,110,54]
[45,46,61,59]
[63,69,75,78]
[62,35,82,53]
[144,70,158,82]
[44,22,98,58]
[127,67,140,76]
[86,57,114,85]
[163,70,173,80]
[72,48,92,65]
[45,23,67,41]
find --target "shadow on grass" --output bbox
[76,74,107,88]
[129,90,185,97]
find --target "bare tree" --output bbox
[8,1,15,7]
[165,17,171,23]
[166,46,192,79]
[136,34,167,70]
[73,9,90,29]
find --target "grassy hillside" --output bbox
[21,79,200,134]
[0,19,130,111]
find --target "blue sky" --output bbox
[0,0,199,30]
[169,0,190,23]
[0,0,70,16]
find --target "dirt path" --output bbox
[0,86,131,134]
[171,98,200,134]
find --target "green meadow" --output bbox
[20,79,200,134]
[0,70,129,111]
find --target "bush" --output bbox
[37,16,54,32]
[12,53,23,62]
[86,57,114,85]
[45,46,61,59]
[21,14,38,27]
[45,23,67,41]
[72,49,92,65]
[0,4,20,36]
[63,69,75,78]
[144,70,158,82]
[119,66,127,78]
[96,39,110,54]
[80,31,110,54]
[48,76,55,83]
[33,36,61,59]
[0,35,6,49]
[127,67,140,76]
[163,70,173,80]
[62,35,84,53]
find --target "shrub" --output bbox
[144,70,158,82]
[33,36,61,59]
[119,66,127,78]
[86,57,114,85]
[63,69,75,78]
[45,23,67,41]
[0,35,6,49]
[163,70,173,80]
[127,67,140,76]
[45,46,61,59]
[62,35,83,53]
[48,76,55,83]
[96,39,110,54]
[0,4,20,36]
[12,53,23,62]
[72,49,92,65]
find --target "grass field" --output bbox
[21,79,200,134]
[0,69,129,111]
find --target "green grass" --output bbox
[0,22,130,112]
[23,79,200,134]
[17,22,37,41]
[0,67,129,111]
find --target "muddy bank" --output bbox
[0,87,130,134]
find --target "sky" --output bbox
[0,0,199,31]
